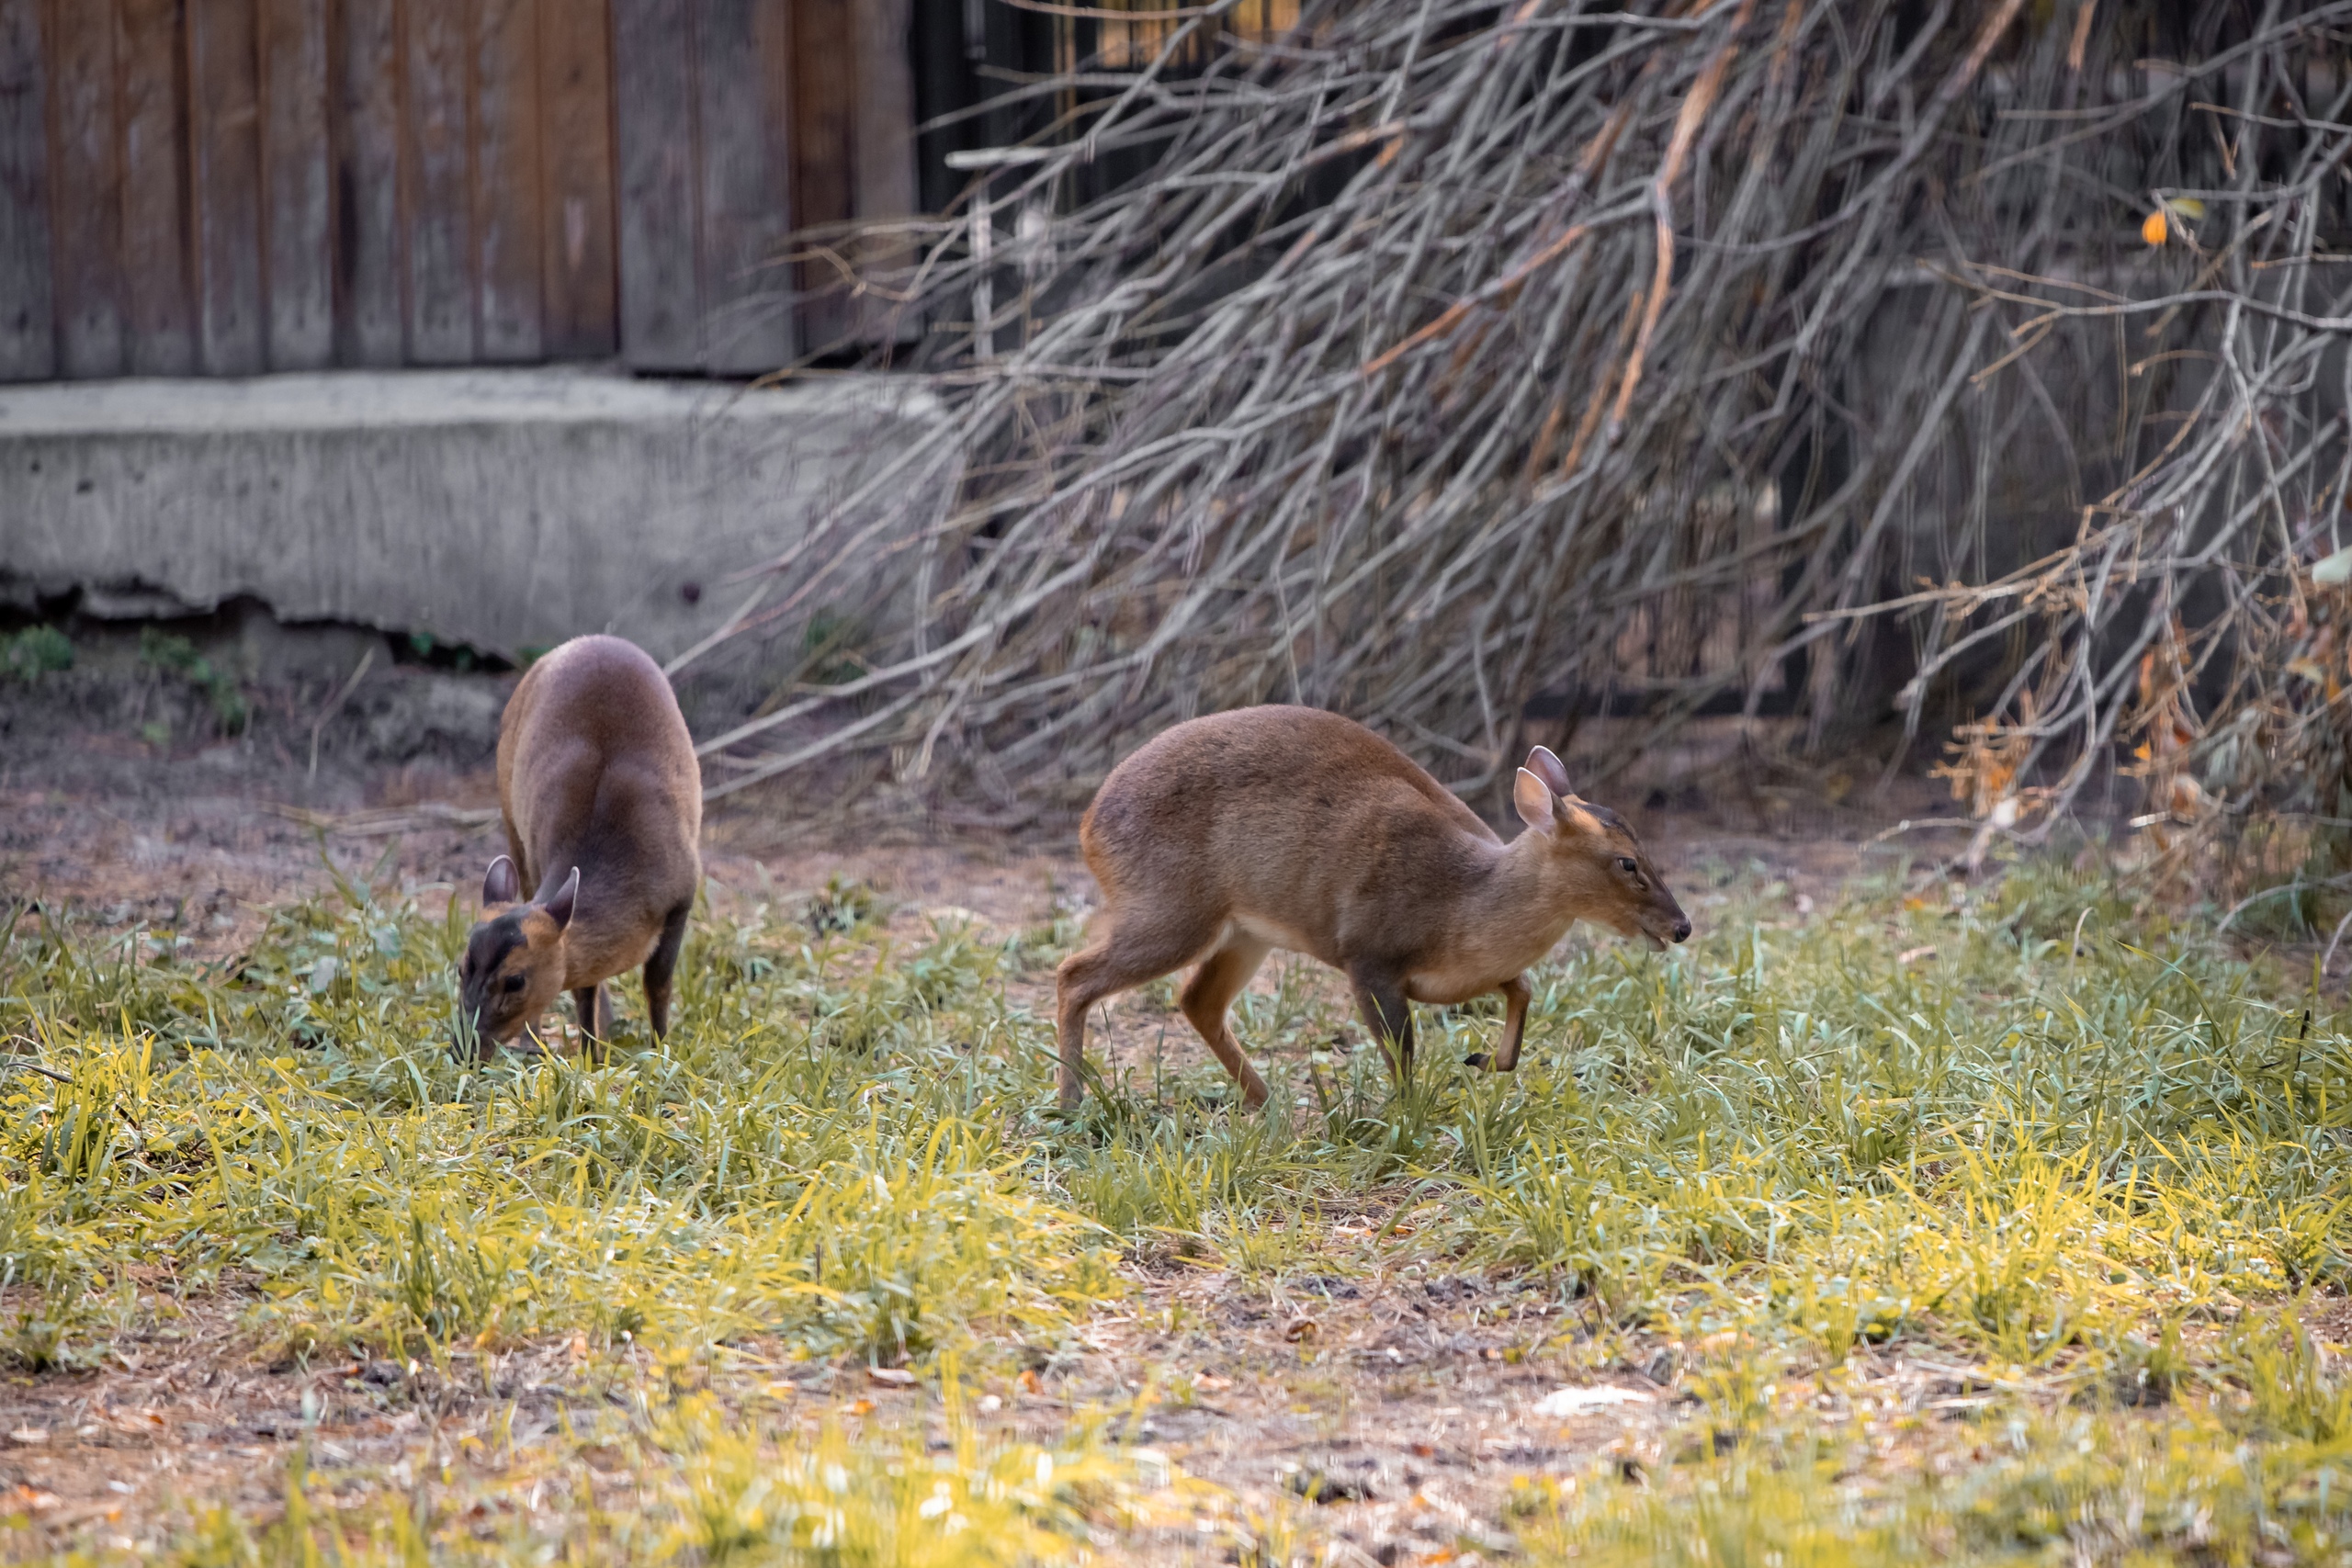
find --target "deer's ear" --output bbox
[1514,768,1556,830]
[541,866,580,931]
[483,855,521,906]
[1525,744,1574,799]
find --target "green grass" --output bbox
[3,887,1113,1371]
[1513,1395,2352,1566]
[8,849,2352,1562]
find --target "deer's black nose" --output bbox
[1670,919,1691,943]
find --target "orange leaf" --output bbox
[2142,209,2168,245]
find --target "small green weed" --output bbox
[3,623,73,680]
[138,626,249,734]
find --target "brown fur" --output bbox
[1053,705,1690,1109]
[457,635,702,1055]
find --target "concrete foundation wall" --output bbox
[0,368,940,664]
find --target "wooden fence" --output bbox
[0,1,1319,384]
[0,0,916,382]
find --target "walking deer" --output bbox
[1053,705,1688,1109]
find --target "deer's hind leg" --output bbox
[1054,911,1222,1111]
[644,903,691,1040]
[1180,934,1272,1110]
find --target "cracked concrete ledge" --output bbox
[0,366,943,663]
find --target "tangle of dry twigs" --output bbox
[678,0,2352,848]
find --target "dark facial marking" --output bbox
[461,913,541,1019]
[465,914,527,980]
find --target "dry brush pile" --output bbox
[684,0,2352,869]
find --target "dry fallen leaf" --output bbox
[867,1366,916,1388]
[6,1427,48,1447]
[1283,1319,1318,1343]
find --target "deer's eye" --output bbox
[502,974,526,994]
[1616,856,1638,874]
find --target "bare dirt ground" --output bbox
[1,673,1970,1562]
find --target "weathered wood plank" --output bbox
[332,0,402,364]
[852,0,916,346]
[45,0,122,377]
[537,0,615,357]
[118,0,196,373]
[473,0,541,360]
[189,0,266,374]
[853,0,916,226]
[788,0,853,352]
[0,0,51,380]
[259,0,330,367]
[402,0,474,362]
[697,0,791,372]
[611,0,700,369]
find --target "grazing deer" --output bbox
[456,635,702,1055]
[1053,705,1689,1109]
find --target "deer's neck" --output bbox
[1459,833,1583,975]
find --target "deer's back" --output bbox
[1081,706,1498,956]
[498,636,701,907]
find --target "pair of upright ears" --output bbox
[1513,744,1598,833]
[481,855,580,931]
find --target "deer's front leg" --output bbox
[1468,974,1532,1071]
